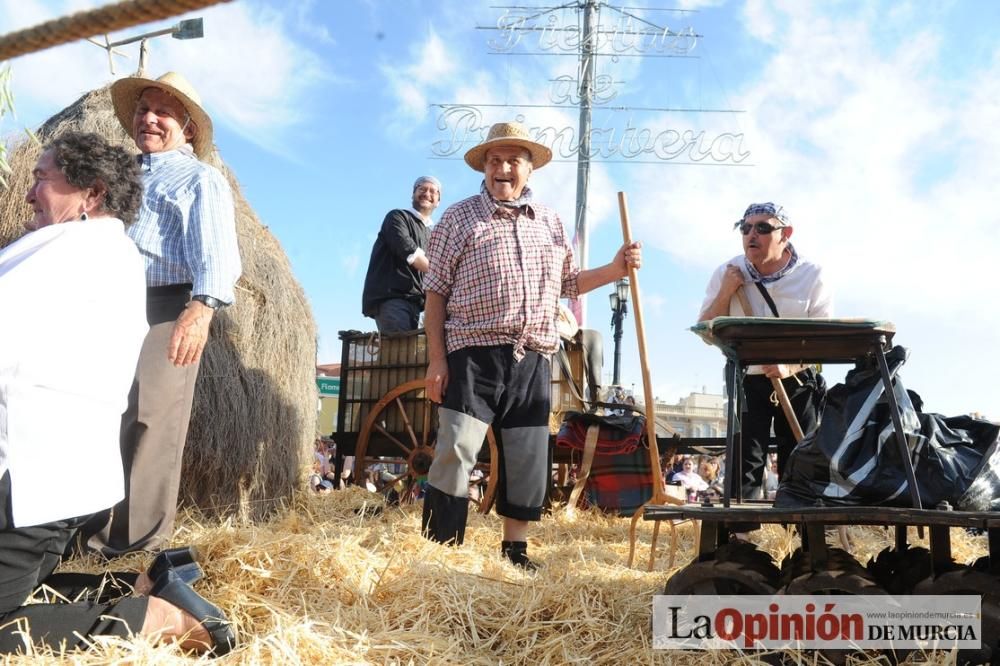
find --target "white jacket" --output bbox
[0,219,147,527]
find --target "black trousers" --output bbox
[0,473,147,654]
[732,369,825,500]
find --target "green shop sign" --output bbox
[316,376,340,397]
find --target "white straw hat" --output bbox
[463,121,552,172]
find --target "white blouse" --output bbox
[0,218,147,527]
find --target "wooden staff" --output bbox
[620,192,683,570]
[734,287,805,442]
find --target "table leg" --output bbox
[873,340,922,509]
[723,359,742,508]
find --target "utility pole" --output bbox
[574,0,599,324]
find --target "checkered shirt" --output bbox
[128,146,242,303]
[424,184,580,360]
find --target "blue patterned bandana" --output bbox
[737,201,789,227]
[746,243,799,284]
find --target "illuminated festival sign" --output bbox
[486,9,699,56]
[432,5,750,167]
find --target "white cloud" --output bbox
[0,0,333,158]
[380,29,459,134]
[341,246,362,278]
[626,2,1000,329]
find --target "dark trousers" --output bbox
[423,346,550,544]
[372,298,421,333]
[81,286,200,555]
[733,369,825,500]
[0,473,147,654]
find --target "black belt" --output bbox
[147,283,193,297]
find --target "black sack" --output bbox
[775,346,1000,510]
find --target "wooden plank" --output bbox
[643,503,996,528]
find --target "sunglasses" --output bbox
[736,221,786,235]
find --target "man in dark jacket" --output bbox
[362,176,441,333]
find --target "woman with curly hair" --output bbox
[0,132,234,656]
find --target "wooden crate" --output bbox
[337,329,429,436]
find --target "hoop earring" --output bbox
[80,212,88,222]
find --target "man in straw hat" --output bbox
[421,121,642,568]
[698,202,830,533]
[81,71,242,556]
[361,175,441,332]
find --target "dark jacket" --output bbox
[361,209,429,317]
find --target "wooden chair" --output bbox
[647,483,699,570]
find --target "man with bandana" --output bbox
[698,202,831,508]
[421,122,642,569]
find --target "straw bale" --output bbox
[4,486,989,664]
[0,86,316,521]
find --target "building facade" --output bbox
[654,390,727,438]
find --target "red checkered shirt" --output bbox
[424,185,580,360]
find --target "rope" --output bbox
[0,0,234,63]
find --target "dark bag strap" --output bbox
[566,424,600,512]
[754,281,780,318]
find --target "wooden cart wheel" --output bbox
[353,379,498,514]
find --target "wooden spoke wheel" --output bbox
[353,379,498,513]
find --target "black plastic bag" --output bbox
[775,346,1000,510]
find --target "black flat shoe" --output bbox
[501,541,538,571]
[148,546,203,585]
[150,568,236,656]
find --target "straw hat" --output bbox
[110,71,213,159]
[463,122,552,172]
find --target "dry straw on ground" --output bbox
[8,485,991,664]
[0,87,317,521]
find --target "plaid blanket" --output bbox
[583,445,654,517]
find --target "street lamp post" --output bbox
[608,277,629,386]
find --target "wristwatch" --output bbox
[191,294,226,310]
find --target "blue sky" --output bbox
[2,0,999,417]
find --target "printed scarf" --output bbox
[745,243,799,284]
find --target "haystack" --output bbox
[0,86,317,521]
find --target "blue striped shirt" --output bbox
[129,145,242,303]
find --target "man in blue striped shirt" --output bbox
[81,72,242,556]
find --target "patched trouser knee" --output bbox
[495,424,549,519]
[427,409,489,497]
